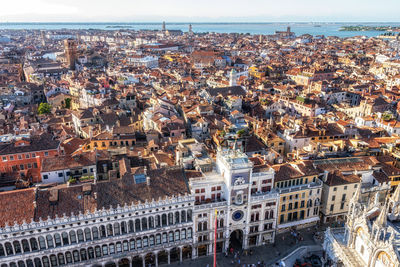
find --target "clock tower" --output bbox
[216,149,253,206]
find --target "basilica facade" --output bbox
[323,185,400,267]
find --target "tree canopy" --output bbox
[38,103,51,115]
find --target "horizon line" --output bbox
[1,21,400,24]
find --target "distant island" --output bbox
[339,25,400,32]
[105,25,133,29]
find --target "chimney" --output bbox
[323,170,329,182]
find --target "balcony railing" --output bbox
[194,201,227,210]
[277,180,322,194]
[250,190,279,201]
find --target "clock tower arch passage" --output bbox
[229,229,243,250]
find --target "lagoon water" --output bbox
[1,22,400,37]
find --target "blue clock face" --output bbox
[232,210,244,221]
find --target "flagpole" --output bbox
[214,209,217,267]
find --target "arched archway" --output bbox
[105,262,116,267]
[118,258,130,267]
[373,250,395,267]
[197,245,207,257]
[158,250,168,265]
[131,256,142,267]
[229,229,243,250]
[170,247,180,263]
[145,253,156,267]
[182,245,192,260]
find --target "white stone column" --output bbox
[192,247,197,259]
[167,249,171,265]
[208,243,212,255]
[243,234,249,249]
[179,247,183,262]
[256,234,261,246]
[155,252,158,267]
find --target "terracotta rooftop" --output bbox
[0,167,190,226]
[324,171,361,186]
[0,188,35,227]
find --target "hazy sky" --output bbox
[1,0,399,22]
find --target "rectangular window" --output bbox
[340,202,345,210]
[330,204,334,211]
[280,214,284,223]
[10,155,14,161]
[332,195,336,201]
[281,204,285,212]
[2,156,6,161]
[44,152,49,156]
[342,194,346,201]
[58,172,63,177]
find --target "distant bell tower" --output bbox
[188,24,193,35]
[229,69,237,86]
[64,38,77,70]
[162,21,166,32]
[40,31,46,46]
